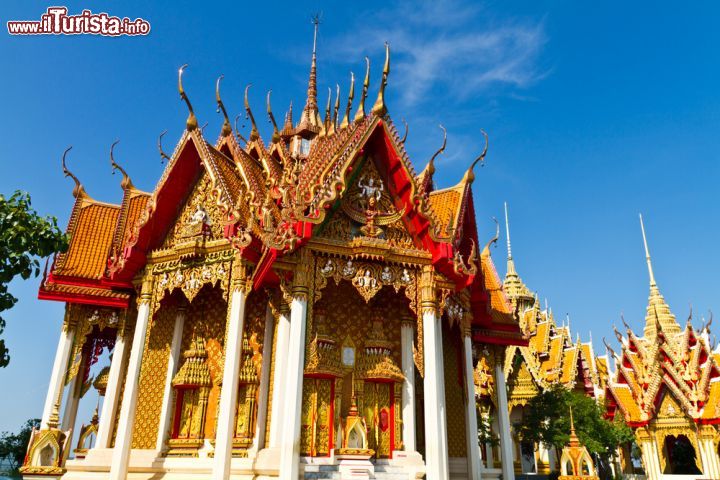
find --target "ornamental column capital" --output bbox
[231,259,252,294]
[138,275,154,306]
[419,266,437,314]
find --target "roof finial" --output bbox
[216,75,232,138]
[569,405,576,434]
[282,101,294,136]
[321,86,332,136]
[244,84,260,141]
[400,118,409,144]
[61,146,85,198]
[340,71,355,129]
[234,114,248,145]
[639,213,657,288]
[157,130,171,164]
[331,84,340,133]
[110,140,134,190]
[266,90,280,143]
[484,217,500,253]
[426,124,446,176]
[372,42,390,116]
[178,64,198,131]
[354,57,370,122]
[462,130,489,184]
[299,14,321,130]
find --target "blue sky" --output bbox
[1,0,719,432]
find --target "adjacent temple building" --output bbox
[474,204,605,477]
[20,25,528,480]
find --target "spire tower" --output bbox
[297,15,322,134]
[638,214,679,339]
[502,202,533,312]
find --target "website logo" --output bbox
[7,7,151,36]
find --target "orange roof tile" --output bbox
[55,200,120,279]
[611,385,643,422]
[428,187,462,235]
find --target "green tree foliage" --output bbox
[0,191,68,367]
[0,418,40,472]
[517,385,634,460]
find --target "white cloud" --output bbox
[326,0,547,106]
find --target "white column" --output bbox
[269,303,290,447]
[495,359,515,480]
[400,320,416,452]
[485,441,494,469]
[155,306,186,450]
[278,288,308,480]
[109,285,153,480]
[422,304,449,480]
[61,356,84,448]
[463,334,482,480]
[41,321,74,429]
[96,330,128,448]
[212,285,249,480]
[251,304,275,452]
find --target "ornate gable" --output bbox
[161,171,227,249]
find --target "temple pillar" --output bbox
[41,319,75,429]
[109,278,154,480]
[212,264,249,480]
[278,262,309,480]
[494,351,515,480]
[637,429,660,480]
[96,328,128,448]
[269,301,290,447]
[155,305,186,450]
[462,330,482,480]
[698,426,720,479]
[251,303,275,452]
[400,318,417,452]
[60,354,85,448]
[485,441,494,468]
[420,267,449,480]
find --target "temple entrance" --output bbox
[363,380,394,458]
[662,435,701,475]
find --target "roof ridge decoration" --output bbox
[354,57,370,123]
[109,140,134,190]
[340,71,355,129]
[265,90,281,144]
[61,147,86,199]
[244,85,260,141]
[371,43,390,116]
[215,75,232,138]
[639,213,679,340]
[178,64,198,131]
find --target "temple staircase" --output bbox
[303,463,411,479]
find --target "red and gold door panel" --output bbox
[363,381,394,458]
[300,377,335,457]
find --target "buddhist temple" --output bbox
[474,204,605,477]
[20,23,528,480]
[604,215,720,479]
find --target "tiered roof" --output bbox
[604,216,720,426]
[38,26,525,344]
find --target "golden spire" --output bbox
[266,90,280,143]
[244,84,260,141]
[354,57,370,123]
[502,202,533,311]
[340,72,355,129]
[216,75,232,138]
[298,15,322,132]
[638,214,679,339]
[110,140,134,190]
[461,130,489,184]
[61,146,85,198]
[372,42,390,116]
[178,64,198,131]
[281,101,294,137]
